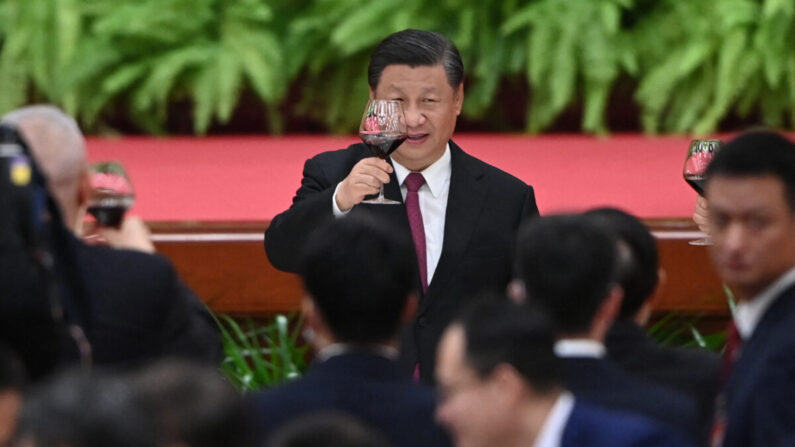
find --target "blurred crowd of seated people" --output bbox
[2,27,795,447]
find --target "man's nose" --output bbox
[404,102,426,128]
[724,223,747,252]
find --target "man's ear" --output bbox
[597,285,624,327]
[489,363,524,402]
[453,83,464,115]
[368,88,376,100]
[401,293,419,324]
[507,279,527,304]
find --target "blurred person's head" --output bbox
[435,299,562,447]
[14,369,155,447]
[585,207,662,325]
[130,359,261,447]
[510,214,622,340]
[299,215,417,349]
[1,105,88,232]
[705,131,795,300]
[265,412,389,447]
[0,344,26,446]
[367,29,464,171]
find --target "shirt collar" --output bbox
[532,392,575,447]
[553,339,606,358]
[392,143,451,198]
[735,267,795,339]
[315,343,399,362]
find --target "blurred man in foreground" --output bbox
[2,105,221,367]
[585,207,720,442]
[510,214,698,441]
[255,216,450,447]
[703,131,795,447]
[435,300,694,447]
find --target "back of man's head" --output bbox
[705,131,795,209]
[1,105,86,223]
[300,215,417,344]
[455,299,560,393]
[131,360,261,447]
[368,29,464,90]
[513,214,618,334]
[584,207,659,319]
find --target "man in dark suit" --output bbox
[2,105,221,367]
[435,299,694,447]
[702,131,795,447]
[510,214,699,442]
[253,216,451,447]
[585,207,720,442]
[265,29,538,382]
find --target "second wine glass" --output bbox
[359,99,407,205]
[683,139,722,245]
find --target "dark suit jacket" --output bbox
[561,356,698,443]
[562,400,695,447]
[74,236,222,366]
[606,319,720,444]
[252,351,452,447]
[265,141,538,381]
[722,285,795,447]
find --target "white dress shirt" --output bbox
[735,266,795,340]
[315,343,399,362]
[332,144,452,284]
[553,339,607,358]
[533,392,575,447]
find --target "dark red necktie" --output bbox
[711,320,742,447]
[404,172,428,292]
[721,320,742,386]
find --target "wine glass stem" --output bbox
[379,183,385,201]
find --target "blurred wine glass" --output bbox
[358,99,407,205]
[87,161,134,228]
[683,139,722,245]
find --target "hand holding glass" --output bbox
[358,99,407,205]
[87,161,135,228]
[683,139,722,245]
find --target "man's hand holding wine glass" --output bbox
[335,158,393,212]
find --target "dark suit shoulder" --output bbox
[449,141,530,189]
[564,401,695,447]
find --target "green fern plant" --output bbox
[216,314,308,393]
[502,0,635,135]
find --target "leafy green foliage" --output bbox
[1,0,794,135]
[217,314,308,393]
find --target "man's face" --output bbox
[435,326,512,447]
[707,175,795,299]
[371,64,463,172]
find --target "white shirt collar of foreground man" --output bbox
[553,339,606,358]
[735,266,795,340]
[532,391,575,447]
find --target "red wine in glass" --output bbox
[87,161,135,228]
[683,139,722,245]
[359,132,407,159]
[359,99,407,205]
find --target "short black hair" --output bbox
[454,298,561,393]
[299,215,417,343]
[585,208,659,319]
[705,131,795,210]
[0,342,27,391]
[266,412,389,447]
[368,29,464,91]
[131,360,261,447]
[15,369,155,447]
[513,214,618,333]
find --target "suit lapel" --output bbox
[420,141,487,315]
[726,286,795,403]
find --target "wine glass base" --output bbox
[688,238,712,246]
[362,196,401,205]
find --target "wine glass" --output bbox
[359,99,407,205]
[86,161,135,228]
[683,139,722,245]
